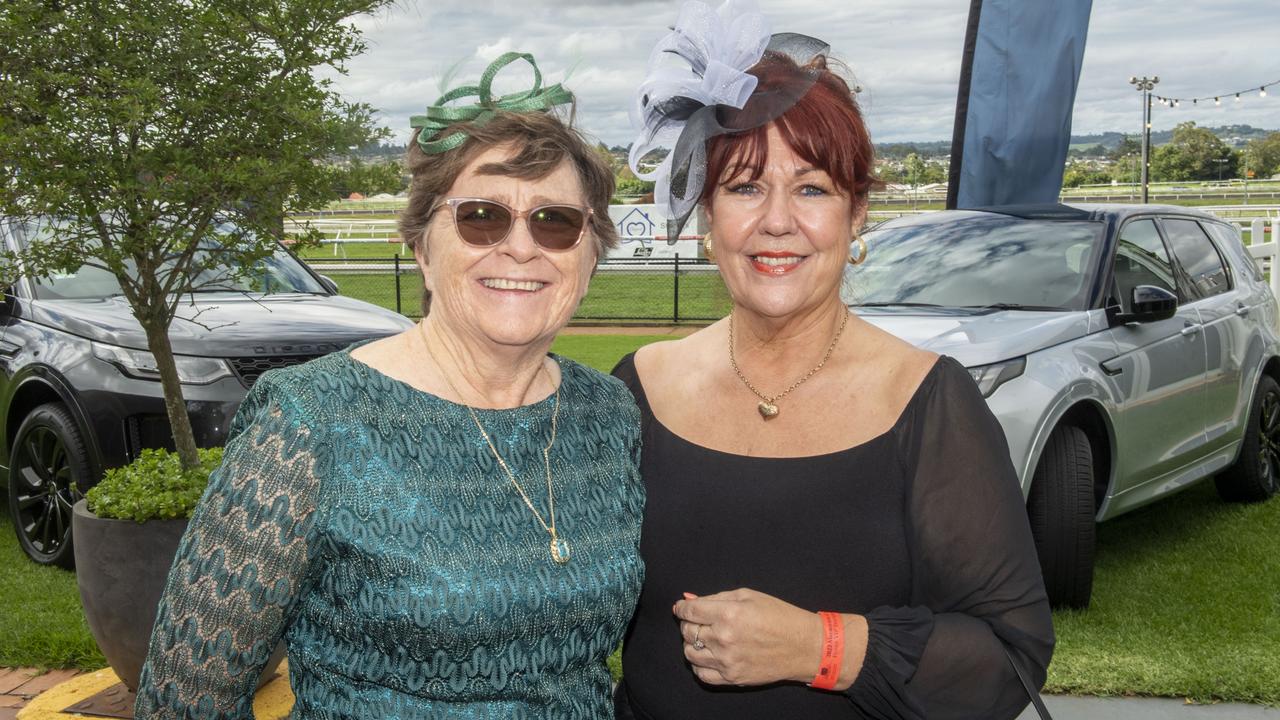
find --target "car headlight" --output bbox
[966,357,1026,398]
[91,342,233,385]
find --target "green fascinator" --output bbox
[410,52,574,155]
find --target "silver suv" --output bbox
[848,204,1280,608]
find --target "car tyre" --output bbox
[1216,374,1280,503]
[1027,424,1096,609]
[7,403,93,568]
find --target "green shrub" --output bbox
[85,447,224,522]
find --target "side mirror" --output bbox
[1109,285,1177,325]
[318,275,339,294]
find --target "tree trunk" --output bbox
[140,319,201,471]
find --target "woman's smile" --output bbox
[478,277,549,293]
[748,251,808,275]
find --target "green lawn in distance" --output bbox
[550,335,675,373]
[316,268,730,323]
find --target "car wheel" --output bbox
[7,403,93,568]
[1027,424,1096,609]
[1216,374,1280,503]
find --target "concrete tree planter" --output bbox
[72,499,284,692]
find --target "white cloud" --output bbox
[476,37,517,62]
[326,0,1279,147]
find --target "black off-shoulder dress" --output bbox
[611,352,1054,720]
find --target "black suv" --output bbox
[0,219,414,566]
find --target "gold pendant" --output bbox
[551,536,571,564]
[758,401,779,419]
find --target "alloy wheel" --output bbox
[12,425,82,561]
[1257,389,1280,495]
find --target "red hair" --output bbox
[701,52,879,208]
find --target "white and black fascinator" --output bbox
[629,0,831,240]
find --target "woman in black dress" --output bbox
[612,5,1054,719]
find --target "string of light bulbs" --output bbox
[1153,78,1278,107]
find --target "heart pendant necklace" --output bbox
[729,311,849,421]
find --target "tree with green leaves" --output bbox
[876,163,905,184]
[904,152,928,190]
[1243,132,1280,180]
[328,158,408,198]
[0,0,390,470]
[1108,135,1141,163]
[1105,135,1142,186]
[1150,121,1238,182]
[1061,161,1110,188]
[614,165,655,198]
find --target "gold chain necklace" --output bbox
[421,327,570,564]
[728,310,849,420]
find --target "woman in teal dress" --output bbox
[134,54,644,719]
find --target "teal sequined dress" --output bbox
[134,348,644,719]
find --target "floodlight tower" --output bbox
[1129,76,1159,203]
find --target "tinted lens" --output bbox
[529,206,587,250]
[455,200,512,246]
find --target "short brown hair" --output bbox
[400,112,618,314]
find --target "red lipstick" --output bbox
[749,251,806,275]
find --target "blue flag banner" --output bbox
[947,0,1094,209]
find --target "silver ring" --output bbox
[693,624,706,651]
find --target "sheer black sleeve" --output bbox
[845,357,1055,720]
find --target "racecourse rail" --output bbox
[288,206,1280,324]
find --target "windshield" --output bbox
[18,220,326,300]
[845,215,1104,311]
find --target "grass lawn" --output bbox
[315,268,732,323]
[0,515,104,669]
[549,335,674,371]
[578,272,730,322]
[1,334,1277,706]
[1045,480,1280,704]
[296,242,407,260]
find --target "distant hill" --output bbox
[1068,124,1274,149]
[876,124,1277,158]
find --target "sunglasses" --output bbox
[430,197,593,252]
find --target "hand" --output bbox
[673,588,826,687]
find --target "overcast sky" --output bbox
[322,0,1279,148]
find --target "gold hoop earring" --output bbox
[703,232,715,261]
[849,235,868,265]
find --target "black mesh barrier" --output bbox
[305,256,731,323]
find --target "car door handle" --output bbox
[1181,322,1202,337]
[1236,304,1251,317]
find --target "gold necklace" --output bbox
[728,310,849,420]
[421,328,570,564]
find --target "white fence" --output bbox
[284,218,406,255]
[1241,218,1280,301]
[286,207,1280,291]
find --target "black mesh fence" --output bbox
[307,256,731,323]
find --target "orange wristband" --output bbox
[810,611,845,690]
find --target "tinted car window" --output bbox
[1204,221,1262,282]
[850,215,1103,310]
[19,220,325,300]
[1113,219,1177,312]
[1163,218,1231,299]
